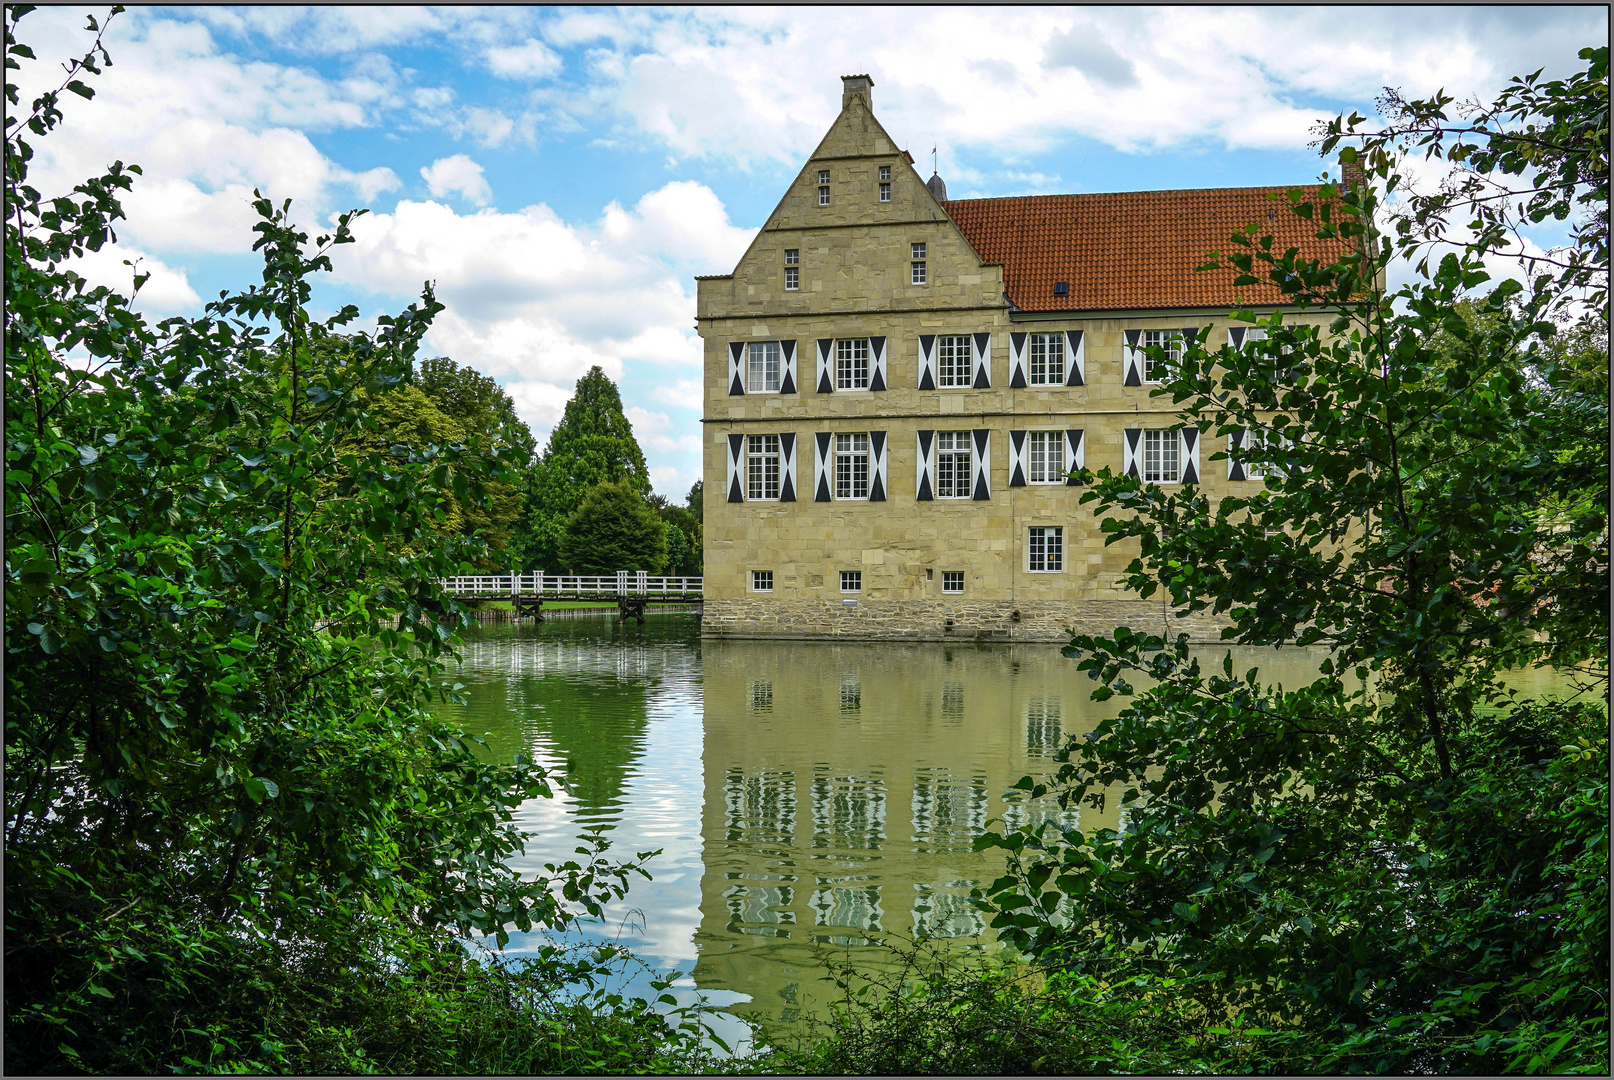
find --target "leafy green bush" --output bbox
[2,9,712,1073]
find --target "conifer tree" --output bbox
[516,366,653,570]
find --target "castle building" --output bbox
[697,75,1351,642]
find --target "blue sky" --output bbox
[13,6,1604,498]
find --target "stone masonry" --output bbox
[696,75,1344,642]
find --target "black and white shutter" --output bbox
[727,433,745,501]
[1008,332,1028,389]
[1064,330,1086,386]
[971,333,992,388]
[1227,428,1247,481]
[1122,330,1143,386]
[816,338,835,394]
[780,340,797,394]
[1228,326,1267,351]
[1065,429,1085,485]
[1008,429,1028,487]
[813,432,833,502]
[1179,426,1200,484]
[869,431,888,500]
[971,429,991,500]
[870,336,888,392]
[917,335,937,390]
[1122,428,1142,478]
[728,342,746,395]
[779,432,797,501]
[915,430,936,500]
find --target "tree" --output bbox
[557,481,669,574]
[686,478,703,522]
[416,354,536,467]
[976,46,1607,1074]
[2,9,651,1071]
[516,366,651,570]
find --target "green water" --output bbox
[437,613,1588,1042]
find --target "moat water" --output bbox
[438,613,1580,1050]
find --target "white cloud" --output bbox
[486,38,563,80]
[538,6,1606,164]
[420,154,492,205]
[67,246,201,315]
[329,180,750,401]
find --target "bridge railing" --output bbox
[440,573,703,598]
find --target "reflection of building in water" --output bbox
[692,639,1131,1020]
[692,639,1332,1021]
[1025,695,1062,755]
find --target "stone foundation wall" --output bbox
[700,596,1229,643]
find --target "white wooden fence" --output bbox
[440,573,702,598]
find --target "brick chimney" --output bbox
[1340,154,1365,194]
[841,73,873,110]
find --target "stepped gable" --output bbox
[941,185,1353,312]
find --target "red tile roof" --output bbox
[941,186,1352,312]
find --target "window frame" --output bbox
[833,432,871,501]
[1026,429,1065,484]
[910,241,927,286]
[878,165,892,181]
[1027,332,1066,386]
[937,335,972,388]
[784,266,799,291]
[746,340,782,394]
[751,570,774,593]
[840,570,862,593]
[1027,526,1064,573]
[746,433,782,501]
[834,337,871,392]
[817,169,830,207]
[1141,328,1182,384]
[941,570,964,594]
[1142,428,1181,484]
[935,430,973,499]
[879,182,891,203]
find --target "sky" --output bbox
[10,5,1604,498]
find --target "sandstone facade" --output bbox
[696,75,1341,642]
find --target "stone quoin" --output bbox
[696,74,1356,642]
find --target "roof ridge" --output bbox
[942,183,1324,204]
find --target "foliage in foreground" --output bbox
[2,9,718,1073]
[964,46,1609,1076]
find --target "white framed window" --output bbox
[818,169,830,183]
[1142,429,1180,483]
[818,169,830,206]
[938,335,972,387]
[879,165,891,181]
[1141,329,1182,383]
[747,341,782,393]
[936,431,972,498]
[834,432,870,500]
[879,182,891,202]
[1028,332,1065,386]
[1244,429,1286,480]
[911,242,927,285]
[840,570,862,593]
[942,571,964,593]
[747,434,781,500]
[784,248,799,265]
[751,570,774,592]
[1028,526,1063,572]
[835,338,871,391]
[1027,430,1064,484]
[785,266,799,290]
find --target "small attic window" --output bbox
[1053,282,1069,296]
